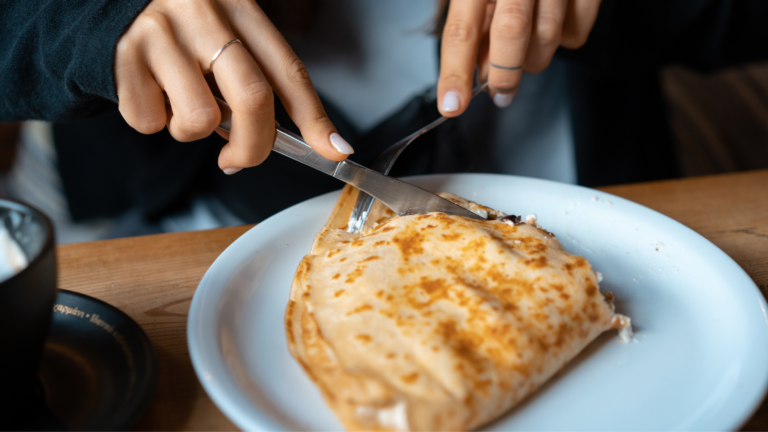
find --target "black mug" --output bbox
[0,198,56,427]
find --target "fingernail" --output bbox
[223,167,241,175]
[441,91,460,112]
[493,92,514,108]
[330,133,354,154]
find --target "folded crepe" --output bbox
[285,186,631,431]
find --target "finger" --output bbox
[143,15,220,142]
[488,0,536,108]
[171,1,278,172]
[523,0,567,73]
[477,1,497,83]
[224,1,352,161]
[115,40,167,134]
[210,41,276,171]
[437,0,487,117]
[561,0,601,48]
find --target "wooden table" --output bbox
[57,169,768,431]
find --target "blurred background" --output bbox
[1,0,766,244]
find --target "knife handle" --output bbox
[272,125,340,175]
[213,96,338,175]
[211,96,483,221]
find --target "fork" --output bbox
[346,82,488,233]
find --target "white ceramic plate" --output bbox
[188,174,768,431]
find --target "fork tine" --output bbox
[347,82,488,233]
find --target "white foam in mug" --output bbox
[0,224,28,282]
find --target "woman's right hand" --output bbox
[114,0,354,175]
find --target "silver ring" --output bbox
[209,39,242,73]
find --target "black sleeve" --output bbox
[557,0,768,74]
[0,0,152,122]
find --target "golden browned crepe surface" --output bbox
[285,186,630,431]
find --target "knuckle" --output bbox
[120,106,166,134]
[285,57,312,85]
[133,116,166,134]
[312,110,332,126]
[440,72,472,87]
[186,0,215,18]
[240,80,274,112]
[114,37,138,63]
[493,5,532,41]
[443,20,476,45]
[490,74,520,91]
[113,59,142,91]
[304,108,335,134]
[534,15,562,46]
[131,11,173,38]
[186,106,220,129]
[176,106,219,139]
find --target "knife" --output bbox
[213,97,484,220]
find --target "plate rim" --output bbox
[187,173,768,431]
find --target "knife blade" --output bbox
[214,97,484,220]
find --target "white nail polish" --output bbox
[330,133,354,154]
[493,93,514,108]
[223,167,241,175]
[441,91,460,112]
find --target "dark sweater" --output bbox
[0,0,151,122]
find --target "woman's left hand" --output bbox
[437,0,601,115]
